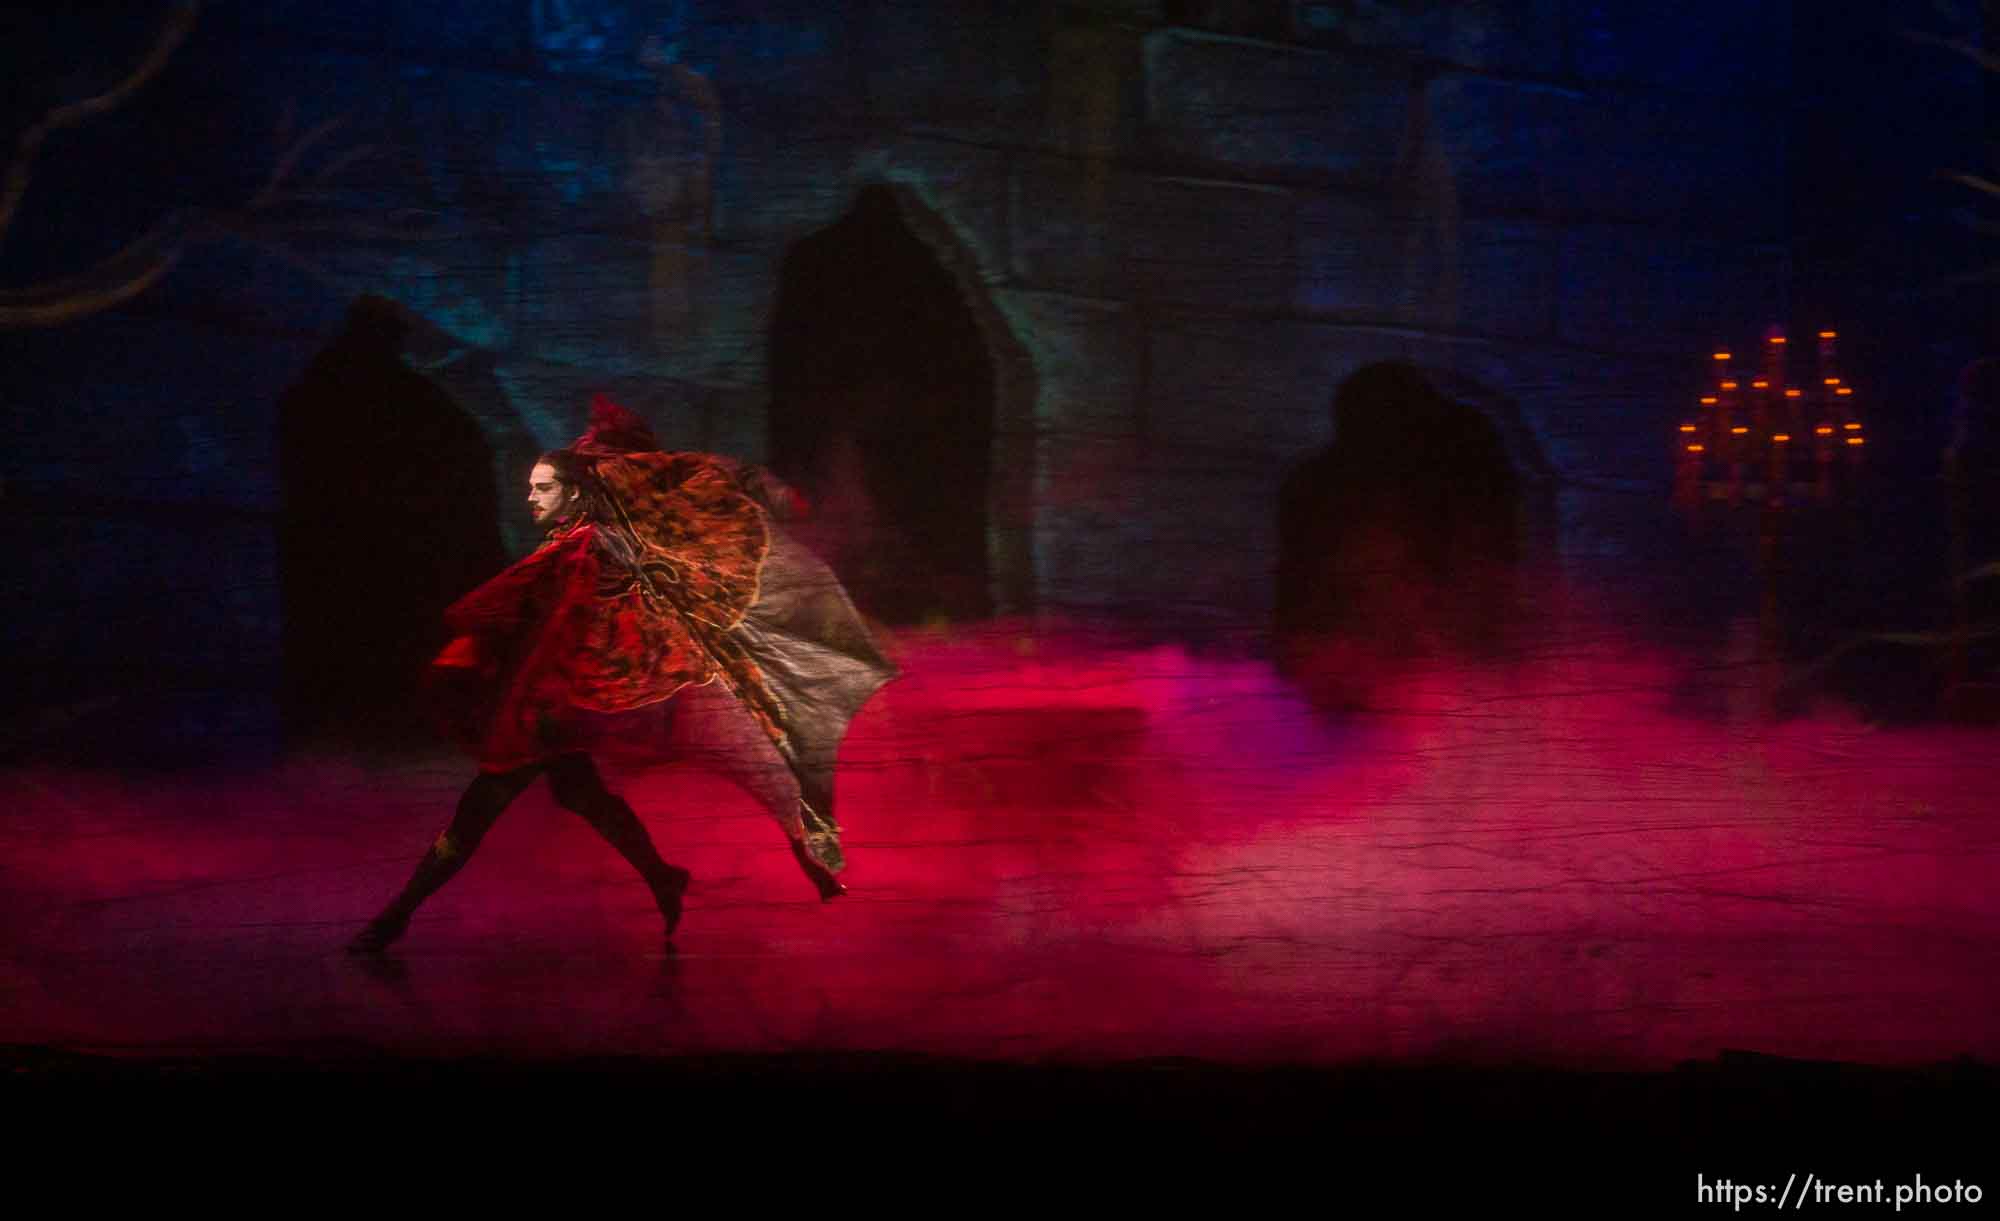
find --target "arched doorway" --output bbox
[277,296,507,742]
[1275,362,1528,691]
[767,185,995,625]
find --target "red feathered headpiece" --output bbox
[573,394,661,457]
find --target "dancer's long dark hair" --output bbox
[546,396,666,578]
[539,447,661,595]
[537,448,612,526]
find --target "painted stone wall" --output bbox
[3,0,1987,754]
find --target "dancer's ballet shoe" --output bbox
[346,911,410,955]
[650,864,692,938]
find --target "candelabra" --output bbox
[1674,330,1866,509]
[1673,329,1868,716]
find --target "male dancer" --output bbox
[349,398,896,953]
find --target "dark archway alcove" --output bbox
[767,185,995,625]
[1276,361,1527,677]
[277,296,507,742]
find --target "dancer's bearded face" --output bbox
[528,463,578,526]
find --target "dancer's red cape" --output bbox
[428,397,896,873]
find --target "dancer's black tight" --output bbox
[391,753,675,917]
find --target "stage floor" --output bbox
[6,624,1998,1073]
